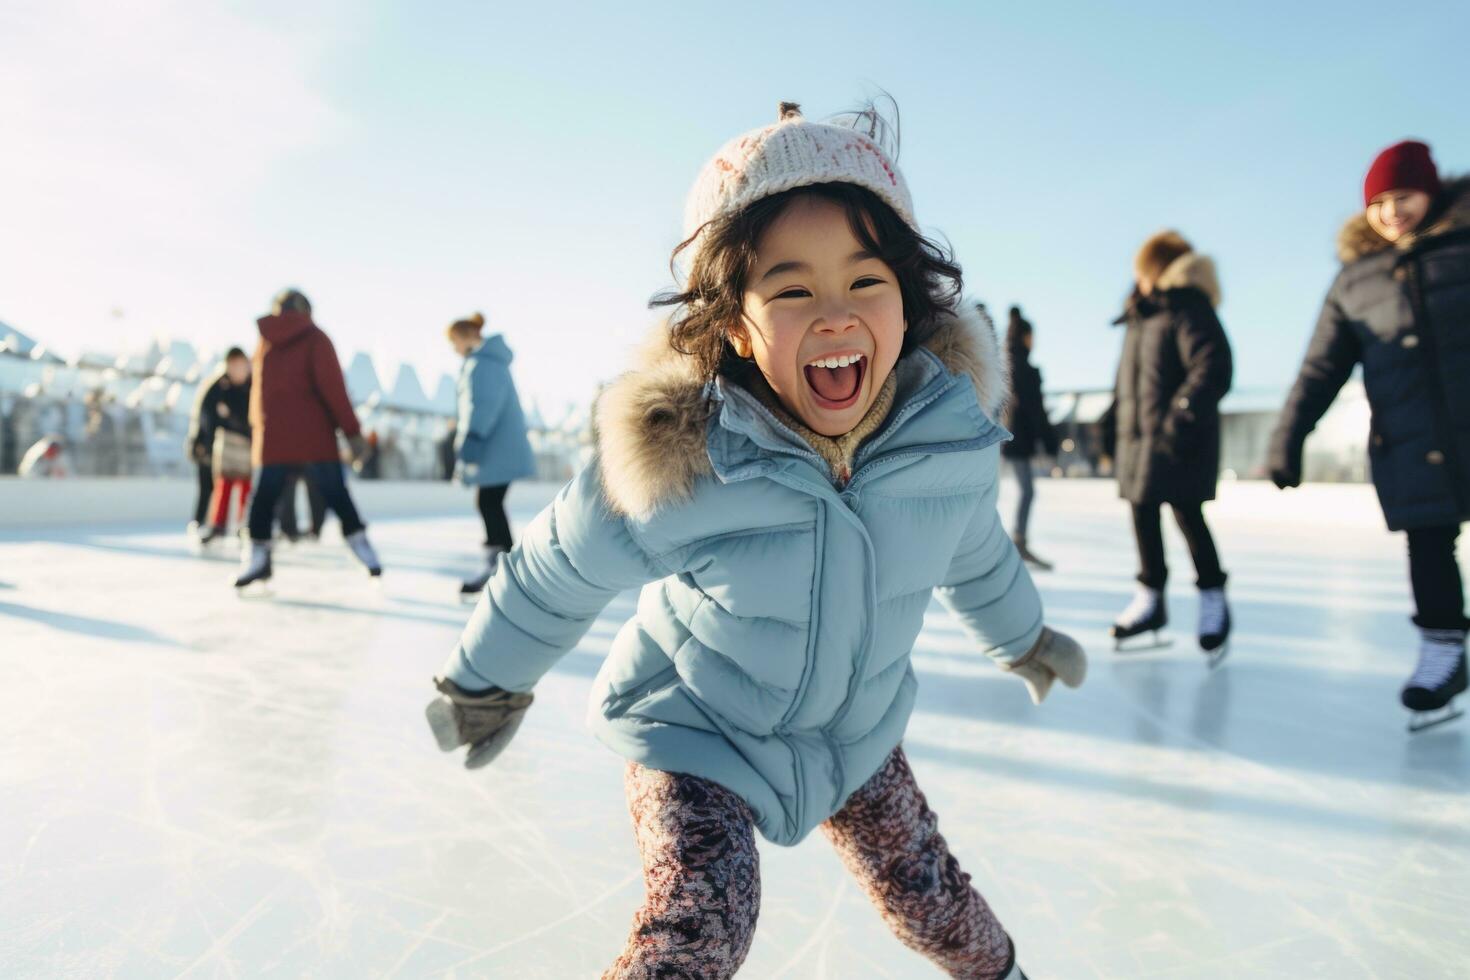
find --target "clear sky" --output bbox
[2,0,1465,414]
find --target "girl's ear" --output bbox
[727,324,753,359]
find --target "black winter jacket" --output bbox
[186,372,251,460]
[1002,352,1059,460]
[1270,177,1470,531]
[1109,253,1234,506]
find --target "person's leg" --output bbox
[1011,459,1035,542]
[274,469,301,538]
[305,472,326,536]
[821,747,1015,978]
[1407,525,1469,630]
[603,763,760,980]
[193,462,213,526]
[233,477,252,527]
[209,476,230,529]
[477,484,513,549]
[1169,503,1227,589]
[1131,502,1167,589]
[246,466,290,542]
[305,462,365,536]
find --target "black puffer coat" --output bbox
[185,371,251,460]
[1110,253,1234,505]
[1002,349,1059,460]
[1270,177,1470,531]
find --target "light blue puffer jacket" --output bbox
[456,335,536,487]
[445,308,1044,845]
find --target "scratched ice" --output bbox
[2,480,1466,977]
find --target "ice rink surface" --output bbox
[2,479,1467,979]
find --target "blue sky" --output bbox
[2,0,1465,411]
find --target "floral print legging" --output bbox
[602,746,1014,979]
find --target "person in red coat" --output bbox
[235,288,381,588]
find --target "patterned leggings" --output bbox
[603,747,1013,979]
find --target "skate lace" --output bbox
[1409,636,1464,689]
[1120,588,1158,628]
[1199,589,1228,635]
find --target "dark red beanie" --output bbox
[1363,140,1440,206]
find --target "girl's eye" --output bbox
[774,287,811,299]
[852,276,884,290]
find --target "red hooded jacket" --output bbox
[249,311,361,466]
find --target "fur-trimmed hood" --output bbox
[1155,252,1221,308]
[594,305,1007,517]
[1337,175,1470,265]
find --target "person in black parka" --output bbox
[1269,140,1469,725]
[1001,305,1061,570]
[1109,231,1234,657]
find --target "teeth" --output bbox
[811,354,864,369]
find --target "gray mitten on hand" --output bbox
[1003,627,1087,705]
[425,676,534,769]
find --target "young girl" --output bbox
[445,312,536,598]
[1106,231,1234,662]
[1269,140,1469,731]
[427,103,1086,979]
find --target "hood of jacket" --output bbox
[256,310,317,347]
[1114,252,1221,324]
[472,334,515,364]
[1337,175,1470,265]
[594,304,1007,518]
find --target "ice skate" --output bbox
[233,541,273,595]
[197,524,226,548]
[1198,586,1231,668]
[345,529,382,577]
[1111,586,1171,652]
[1012,535,1053,572]
[1402,628,1467,733]
[459,545,504,600]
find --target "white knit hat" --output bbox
[682,102,916,244]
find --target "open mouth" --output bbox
[803,353,867,411]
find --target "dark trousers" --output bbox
[276,469,328,537]
[192,462,214,525]
[1407,524,1469,631]
[477,484,513,549]
[248,462,364,543]
[1132,501,1226,590]
[1010,458,1035,541]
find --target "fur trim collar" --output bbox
[1155,252,1221,308]
[1337,175,1470,264]
[594,305,1006,517]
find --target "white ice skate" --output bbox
[233,541,273,596]
[1111,586,1171,653]
[1198,586,1231,669]
[459,545,504,601]
[345,530,382,578]
[1403,628,1467,733]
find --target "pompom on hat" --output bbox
[682,102,916,244]
[1363,140,1441,207]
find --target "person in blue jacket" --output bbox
[425,102,1085,980]
[447,312,536,596]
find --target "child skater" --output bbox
[1270,140,1469,731]
[427,102,1086,979]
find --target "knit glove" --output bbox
[425,676,534,769]
[1002,627,1087,705]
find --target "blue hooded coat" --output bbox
[456,335,536,487]
[444,308,1044,845]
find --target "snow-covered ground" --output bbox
[2,479,1466,978]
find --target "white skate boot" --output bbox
[1198,586,1232,668]
[1111,586,1170,652]
[1403,628,1467,733]
[234,541,273,595]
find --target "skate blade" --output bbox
[1204,642,1230,670]
[1407,705,1464,734]
[1113,634,1173,654]
[235,583,274,599]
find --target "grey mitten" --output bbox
[1002,627,1087,705]
[425,676,534,769]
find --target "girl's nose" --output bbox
[815,305,859,334]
